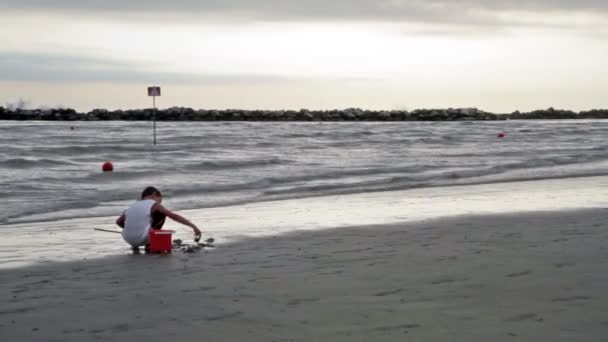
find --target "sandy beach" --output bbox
[1,176,608,341]
[3,0,608,339]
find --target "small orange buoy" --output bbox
[102,162,114,172]
[497,132,505,138]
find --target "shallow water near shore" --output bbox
[1,176,606,269]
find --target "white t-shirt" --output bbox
[122,199,157,246]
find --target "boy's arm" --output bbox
[115,213,126,229]
[154,204,202,238]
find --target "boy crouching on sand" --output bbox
[116,186,202,251]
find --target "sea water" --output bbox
[1,120,607,224]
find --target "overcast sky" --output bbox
[1,0,607,112]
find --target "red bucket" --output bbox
[148,230,174,253]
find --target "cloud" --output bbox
[436,0,608,12]
[0,52,287,84]
[2,0,607,23]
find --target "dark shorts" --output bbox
[151,212,166,230]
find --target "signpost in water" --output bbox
[148,86,161,145]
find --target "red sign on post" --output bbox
[148,86,161,97]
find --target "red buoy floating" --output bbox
[102,161,114,172]
[497,132,505,139]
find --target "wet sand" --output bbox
[2,209,608,341]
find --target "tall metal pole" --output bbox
[148,86,160,146]
[153,95,157,146]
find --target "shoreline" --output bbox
[5,172,608,226]
[2,208,608,341]
[1,175,606,270]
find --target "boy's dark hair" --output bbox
[141,186,162,199]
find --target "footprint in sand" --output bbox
[287,298,320,307]
[474,249,490,254]
[506,313,543,322]
[551,296,592,302]
[506,270,532,278]
[374,323,422,333]
[11,287,28,294]
[88,329,105,334]
[332,248,370,254]
[375,289,403,296]
[206,312,243,321]
[0,307,35,315]
[437,256,458,262]
[503,233,522,238]
[431,278,456,285]
[111,323,129,333]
